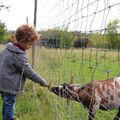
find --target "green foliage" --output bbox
[90,33,108,48]
[40,19,120,49]
[0,21,6,42]
[90,33,101,47]
[40,29,74,48]
[0,21,12,43]
[59,30,73,48]
[41,29,92,48]
[106,19,120,48]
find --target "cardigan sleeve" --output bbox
[13,54,47,86]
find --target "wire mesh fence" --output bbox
[25,45,120,120]
[24,0,120,119]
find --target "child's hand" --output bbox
[44,83,51,89]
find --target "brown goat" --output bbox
[50,77,120,120]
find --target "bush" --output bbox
[0,21,6,43]
[74,38,90,48]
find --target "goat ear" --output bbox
[70,76,74,84]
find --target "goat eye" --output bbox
[81,87,84,90]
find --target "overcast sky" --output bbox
[0,0,120,31]
[0,0,60,30]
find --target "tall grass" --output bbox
[0,44,120,120]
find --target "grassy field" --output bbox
[0,44,120,120]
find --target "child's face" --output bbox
[18,41,33,50]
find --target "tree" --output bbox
[0,1,10,11]
[0,20,7,43]
[74,38,90,48]
[106,19,120,48]
[60,30,73,48]
[40,29,74,48]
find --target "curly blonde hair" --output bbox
[15,24,39,42]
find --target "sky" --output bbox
[0,0,59,30]
[0,0,120,31]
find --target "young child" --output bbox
[0,24,50,120]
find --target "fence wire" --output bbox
[26,0,120,120]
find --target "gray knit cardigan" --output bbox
[0,43,47,95]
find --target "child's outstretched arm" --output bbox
[13,54,50,87]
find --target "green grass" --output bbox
[0,45,120,120]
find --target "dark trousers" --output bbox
[1,92,16,120]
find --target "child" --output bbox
[0,24,50,120]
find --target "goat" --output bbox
[50,77,120,120]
